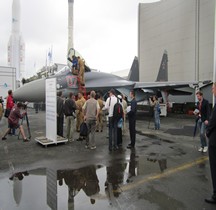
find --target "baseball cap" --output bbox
[117,95,122,99]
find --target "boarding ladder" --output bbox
[77,76,87,99]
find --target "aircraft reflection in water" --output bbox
[4,150,139,210]
[56,151,138,209]
[13,50,198,103]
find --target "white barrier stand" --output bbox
[35,78,68,146]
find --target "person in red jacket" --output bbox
[6,90,14,110]
[1,102,29,142]
[6,90,15,135]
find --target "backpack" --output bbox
[113,100,123,122]
[80,122,88,137]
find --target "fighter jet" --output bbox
[13,50,197,102]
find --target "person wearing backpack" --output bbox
[127,90,137,149]
[149,95,160,130]
[104,89,118,151]
[116,95,124,147]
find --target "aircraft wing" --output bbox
[134,81,198,95]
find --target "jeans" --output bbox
[108,117,118,149]
[198,118,207,147]
[154,110,160,130]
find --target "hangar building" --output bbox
[138,0,214,103]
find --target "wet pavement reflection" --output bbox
[0,150,140,210]
[0,143,211,210]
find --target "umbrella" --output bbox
[193,117,199,137]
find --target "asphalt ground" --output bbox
[0,109,215,210]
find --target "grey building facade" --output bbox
[138,0,215,84]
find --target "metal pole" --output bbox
[213,0,216,105]
[195,0,200,82]
[46,50,48,78]
[68,0,74,53]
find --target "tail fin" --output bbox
[156,50,168,82]
[127,56,139,81]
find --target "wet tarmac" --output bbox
[0,110,215,210]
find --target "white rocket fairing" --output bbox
[8,0,25,82]
[68,0,74,53]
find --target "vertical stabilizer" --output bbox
[127,56,139,81]
[156,50,168,82]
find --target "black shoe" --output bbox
[96,130,99,132]
[2,137,7,140]
[127,145,134,149]
[205,197,216,204]
[76,138,83,141]
[109,147,112,152]
[23,138,30,142]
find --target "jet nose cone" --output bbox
[13,78,46,102]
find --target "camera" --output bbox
[149,96,154,102]
[21,101,28,110]
[17,102,28,110]
[23,103,27,110]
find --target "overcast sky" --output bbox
[0,0,147,78]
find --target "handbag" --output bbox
[4,109,11,118]
[80,122,88,137]
[117,118,123,128]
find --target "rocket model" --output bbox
[68,0,74,53]
[8,0,25,82]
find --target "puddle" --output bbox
[0,154,140,210]
[165,126,194,137]
[161,139,174,144]
[136,131,174,144]
[0,150,176,210]
[169,146,186,156]
[147,153,168,172]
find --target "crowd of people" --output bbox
[56,88,137,151]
